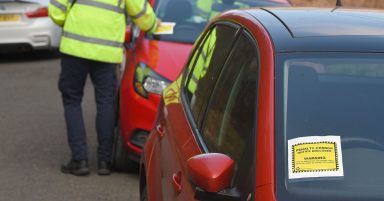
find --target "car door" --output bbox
[157,22,239,201]
[158,22,259,201]
[197,29,259,200]
[189,30,259,201]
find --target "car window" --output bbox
[201,31,258,198]
[183,23,238,129]
[201,30,258,167]
[201,32,257,160]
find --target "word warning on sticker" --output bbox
[288,136,344,179]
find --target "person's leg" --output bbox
[89,60,117,171]
[59,54,90,163]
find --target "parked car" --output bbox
[113,0,291,171]
[0,0,61,53]
[140,7,384,201]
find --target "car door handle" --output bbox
[172,172,183,194]
[156,124,165,139]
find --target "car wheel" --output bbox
[112,122,138,172]
[140,185,148,201]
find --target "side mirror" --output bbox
[124,24,141,49]
[124,24,132,43]
[187,153,241,201]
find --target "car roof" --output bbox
[244,7,384,53]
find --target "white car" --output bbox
[0,0,61,53]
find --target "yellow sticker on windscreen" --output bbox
[288,136,344,179]
[153,22,176,35]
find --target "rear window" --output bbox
[276,53,384,201]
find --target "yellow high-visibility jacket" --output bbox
[187,28,216,94]
[48,0,157,63]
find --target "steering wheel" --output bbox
[341,137,384,151]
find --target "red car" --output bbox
[113,0,291,170]
[140,6,384,201]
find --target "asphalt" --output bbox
[0,51,139,201]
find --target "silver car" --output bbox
[0,0,61,53]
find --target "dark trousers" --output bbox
[59,53,117,162]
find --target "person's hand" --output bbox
[156,18,162,28]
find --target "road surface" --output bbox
[0,51,139,201]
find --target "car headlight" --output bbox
[134,62,171,98]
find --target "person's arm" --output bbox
[126,0,159,33]
[48,0,70,27]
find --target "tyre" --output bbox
[112,122,138,172]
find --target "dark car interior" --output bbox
[158,0,204,43]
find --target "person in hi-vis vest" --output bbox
[48,0,159,176]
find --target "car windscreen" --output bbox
[275,53,384,201]
[151,0,289,44]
